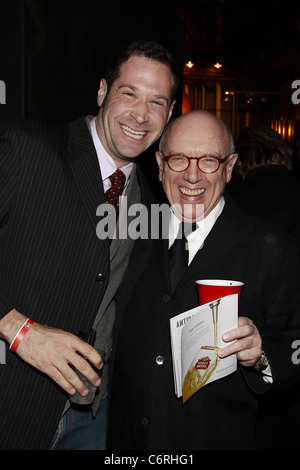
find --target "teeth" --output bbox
[121,125,146,140]
[179,187,206,196]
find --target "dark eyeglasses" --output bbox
[163,153,232,174]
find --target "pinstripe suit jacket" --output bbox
[0,117,151,449]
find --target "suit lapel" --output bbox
[68,116,109,258]
[110,164,139,260]
[152,232,172,291]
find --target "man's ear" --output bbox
[167,100,176,123]
[155,151,164,182]
[97,78,108,107]
[226,153,239,183]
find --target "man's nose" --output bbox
[131,100,149,123]
[183,159,203,183]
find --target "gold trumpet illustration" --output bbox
[182,299,221,403]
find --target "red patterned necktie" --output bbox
[105,169,126,212]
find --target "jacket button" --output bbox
[156,355,164,365]
[95,273,105,283]
[141,417,148,426]
[162,294,170,303]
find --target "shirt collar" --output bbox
[169,196,225,244]
[89,116,133,185]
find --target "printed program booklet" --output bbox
[170,294,238,403]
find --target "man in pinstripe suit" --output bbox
[0,40,179,449]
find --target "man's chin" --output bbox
[171,202,205,223]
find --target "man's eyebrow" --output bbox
[117,84,137,92]
[153,94,169,103]
[117,84,169,103]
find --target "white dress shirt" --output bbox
[169,197,225,265]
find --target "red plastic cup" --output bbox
[196,279,244,306]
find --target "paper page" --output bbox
[170,307,198,395]
[170,294,238,402]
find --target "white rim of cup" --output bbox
[195,279,244,286]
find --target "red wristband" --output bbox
[9,318,35,352]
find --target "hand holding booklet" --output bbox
[170,294,238,403]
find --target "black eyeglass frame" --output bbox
[162,153,232,174]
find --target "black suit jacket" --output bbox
[0,117,151,449]
[109,194,300,450]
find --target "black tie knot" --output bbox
[178,222,197,239]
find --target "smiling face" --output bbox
[156,111,238,222]
[95,55,175,167]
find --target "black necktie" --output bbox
[169,222,195,293]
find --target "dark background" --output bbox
[1,0,299,123]
[0,0,299,181]
[0,0,184,121]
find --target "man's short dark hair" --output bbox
[236,125,293,176]
[103,40,181,104]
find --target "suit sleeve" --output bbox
[0,120,21,318]
[242,231,300,393]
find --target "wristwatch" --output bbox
[257,350,269,371]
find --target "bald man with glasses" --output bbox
[108,110,300,450]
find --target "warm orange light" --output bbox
[282,121,286,139]
[213,62,223,69]
[185,61,194,68]
[278,121,281,134]
[272,119,294,143]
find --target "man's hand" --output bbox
[218,316,262,368]
[0,310,103,396]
